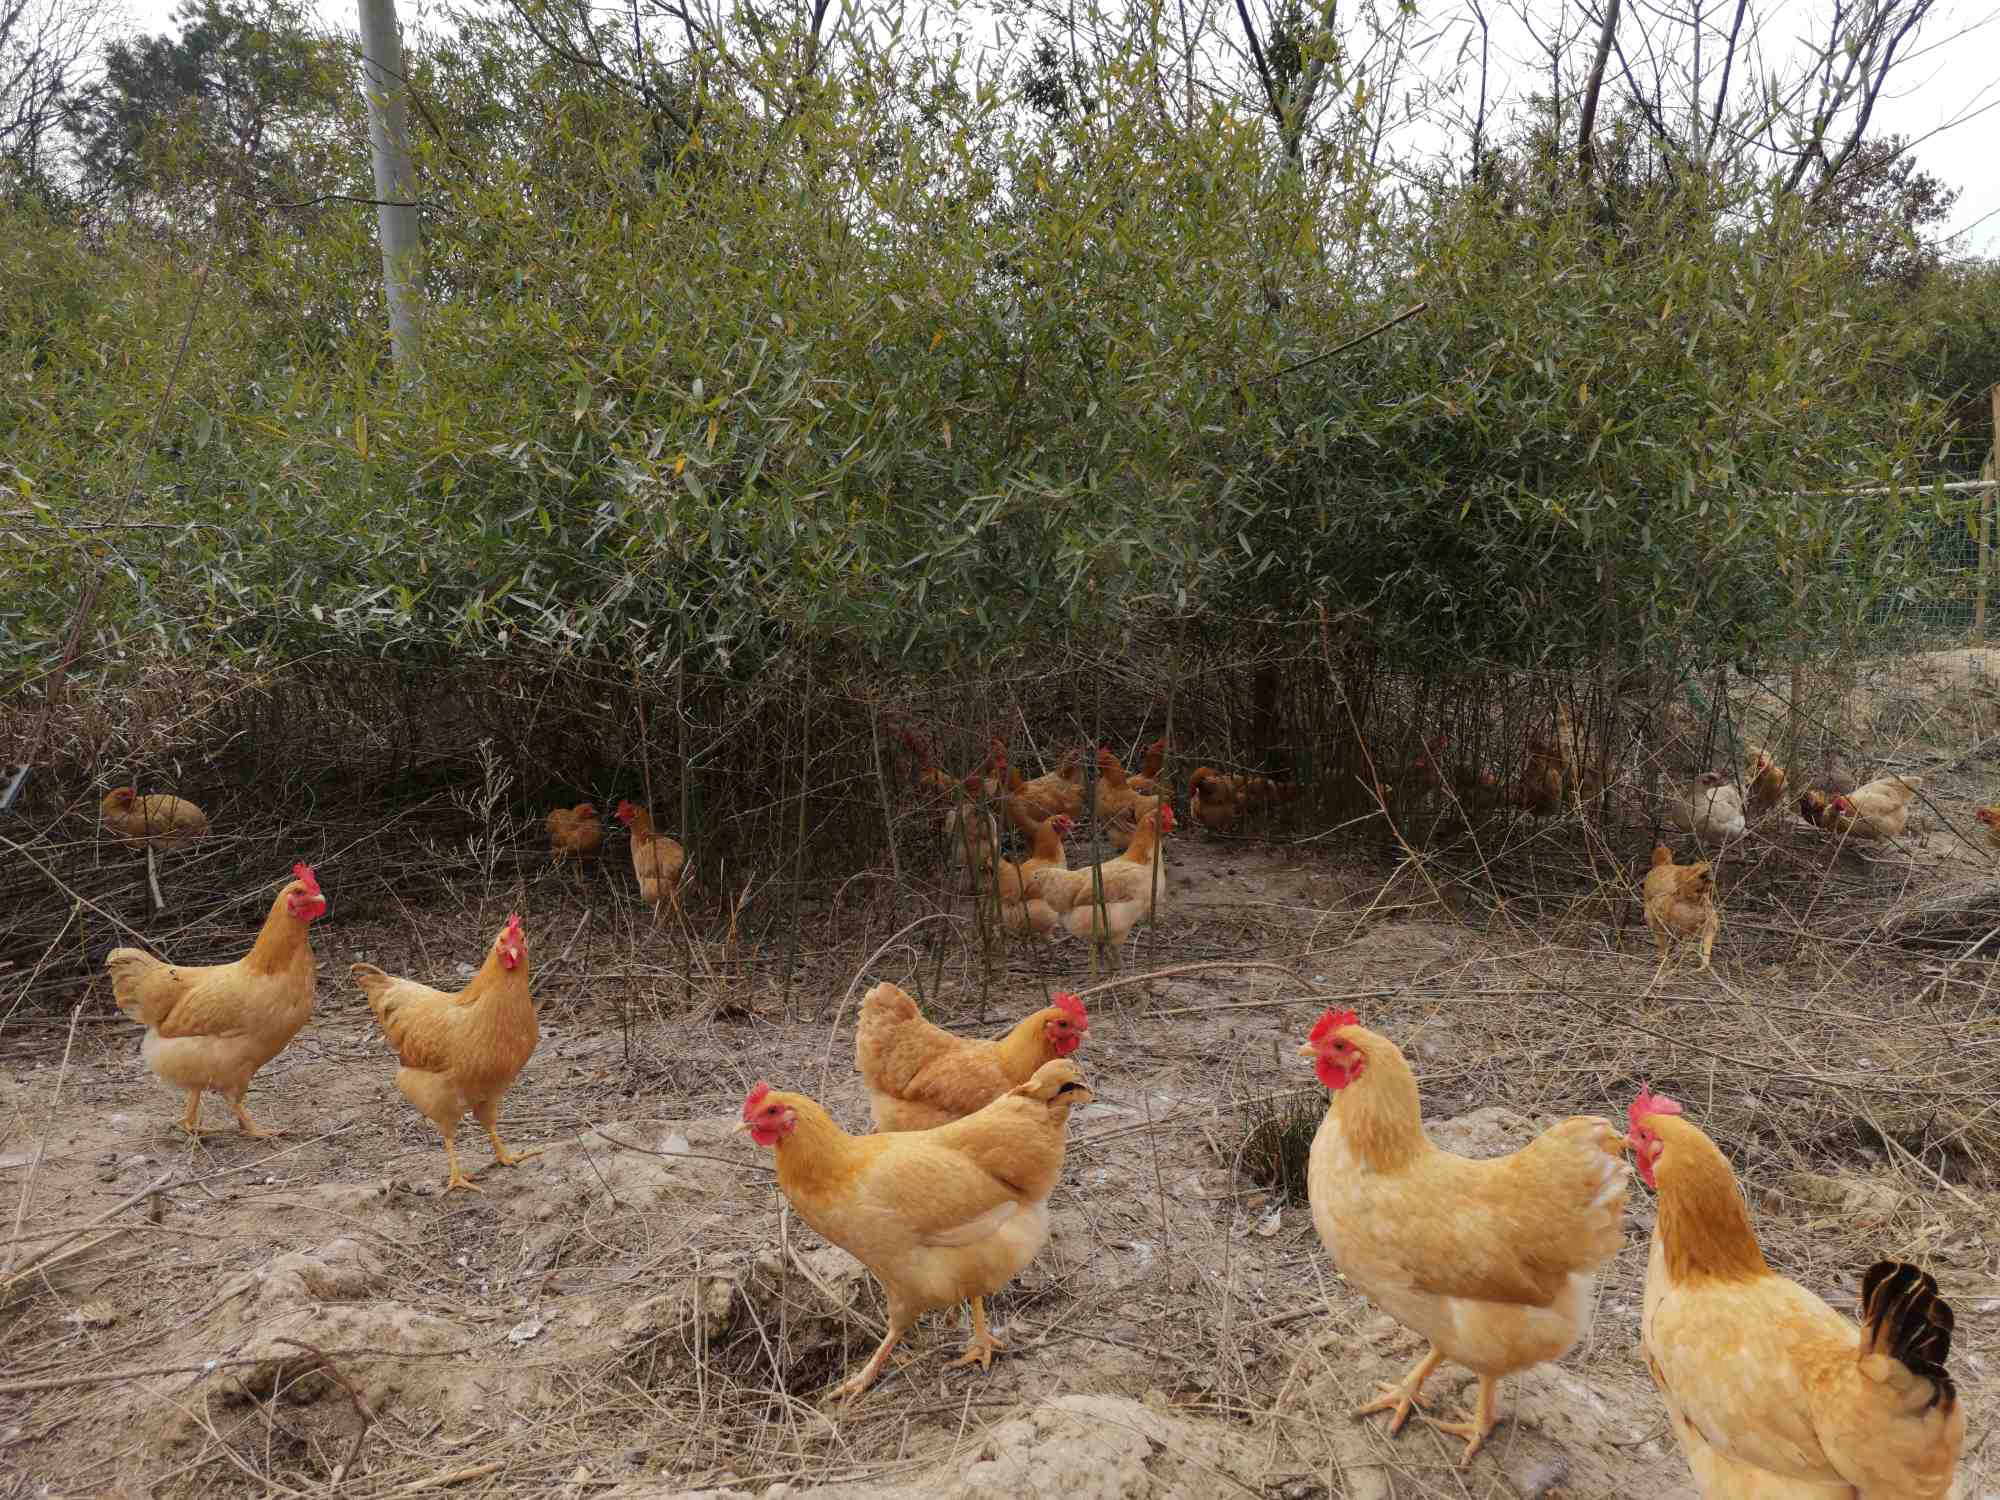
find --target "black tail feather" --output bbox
[1860,1261,1956,1413]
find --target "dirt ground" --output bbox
[6,765,2000,1499]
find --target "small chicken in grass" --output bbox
[1001,746,1086,821]
[1126,737,1170,798]
[106,864,326,1138]
[740,1059,1091,1400]
[1975,805,2000,849]
[1090,746,1162,834]
[1298,1010,1626,1465]
[1187,766,1240,832]
[1671,771,1747,847]
[1643,845,1718,970]
[545,802,604,886]
[1028,804,1172,967]
[352,914,541,1193]
[1743,746,1788,817]
[981,803,1070,938]
[1629,1090,1963,1497]
[856,980,1088,1132]
[1801,774,1923,843]
[615,800,686,917]
[99,785,210,910]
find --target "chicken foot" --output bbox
[439,1132,484,1194]
[835,1318,912,1402]
[1423,1374,1502,1465]
[175,1090,215,1137]
[1355,1346,1445,1435]
[474,1099,542,1170]
[944,1296,1005,1372]
[224,1091,279,1139]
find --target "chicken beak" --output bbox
[1294,1041,1316,1058]
[730,1120,753,1135]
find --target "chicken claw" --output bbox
[1423,1376,1501,1465]
[227,1097,279,1139]
[945,1297,1005,1372]
[476,1102,540,1169]
[1355,1347,1445,1435]
[441,1139,485,1193]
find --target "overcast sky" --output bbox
[121,0,2000,256]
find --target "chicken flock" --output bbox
[90,726,1971,1494]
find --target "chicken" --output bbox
[1744,747,1789,817]
[1002,746,1086,821]
[1643,844,1718,969]
[545,802,604,885]
[1798,788,1854,835]
[1187,767,1240,832]
[351,913,541,1193]
[1514,736,1573,816]
[615,800,686,915]
[739,1059,1092,1399]
[1126,737,1170,798]
[1628,1091,1963,1497]
[1671,771,1747,847]
[99,786,209,848]
[1090,747,1162,834]
[895,726,960,802]
[105,864,326,1137]
[1297,1010,1627,1464]
[980,803,1070,938]
[1800,774,1922,842]
[1974,806,2000,849]
[1028,805,1172,965]
[942,766,1000,891]
[1841,773,1924,839]
[1414,738,1505,811]
[856,980,1089,1133]
[99,785,210,910]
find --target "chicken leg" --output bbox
[1356,1345,1445,1434]
[835,1314,914,1402]
[473,1097,541,1170]
[1425,1373,1502,1464]
[439,1128,482,1194]
[176,1089,211,1136]
[223,1090,278,1139]
[945,1296,1004,1371]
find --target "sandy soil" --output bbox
[5,788,2000,1499]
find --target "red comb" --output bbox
[1159,805,1176,831]
[742,1080,772,1119]
[1308,1008,1358,1043]
[1629,1088,1683,1135]
[503,912,523,940]
[292,863,320,895]
[1052,992,1088,1026]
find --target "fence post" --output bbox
[1978,478,1991,641]
[1984,383,2000,640]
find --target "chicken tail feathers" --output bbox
[859,981,919,1027]
[105,946,175,1022]
[1860,1260,1957,1412]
